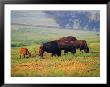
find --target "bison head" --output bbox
[84,46,89,53]
[39,45,44,57]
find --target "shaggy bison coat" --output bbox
[56,40,76,54]
[58,36,89,53]
[59,36,77,42]
[57,36,77,54]
[39,41,61,57]
[19,48,31,58]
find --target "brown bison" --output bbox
[70,40,89,53]
[56,36,77,54]
[59,36,89,53]
[56,40,76,54]
[39,41,61,57]
[19,48,31,58]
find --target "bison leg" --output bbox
[64,50,68,53]
[72,49,76,54]
[40,54,43,57]
[51,53,54,57]
[80,49,84,53]
[51,53,56,57]
[55,51,61,57]
[23,54,25,58]
[80,47,84,53]
[57,52,61,56]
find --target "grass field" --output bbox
[11,24,100,77]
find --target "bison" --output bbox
[56,36,77,54]
[19,48,31,58]
[39,36,89,57]
[56,40,76,54]
[70,40,89,53]
[39,41,61,57]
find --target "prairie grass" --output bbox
[11,24,100,77]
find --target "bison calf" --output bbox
[19,48,31,58]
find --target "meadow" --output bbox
[11,24,100,77]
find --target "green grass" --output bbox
[11,24,100,77]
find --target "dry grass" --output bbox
[11,57,99,77]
